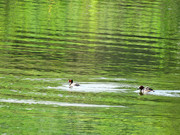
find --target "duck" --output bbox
[69,79,80,87]
[138,85,155,95]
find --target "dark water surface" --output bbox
[0,0,180,134]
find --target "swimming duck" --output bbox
[138,85,155,95]
[69,79,80,87]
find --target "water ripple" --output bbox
[135,90,180,97]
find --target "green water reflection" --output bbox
[0,0,180,134]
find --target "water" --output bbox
[0,0,180,134]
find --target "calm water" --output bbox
[0,0,180,134]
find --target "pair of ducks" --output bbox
[69,80,154,95]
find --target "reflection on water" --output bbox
[23,78,62,82]
[135,90,180,97]
[0,0,180,134]
[47,82,133,93]
[0,98,124,108]
[151,90,180,97]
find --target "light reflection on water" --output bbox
[134,90,180,97]
[23,78,62,82]
[47,82,133,93]
[150,90,180,97]
[48,81,180,97]
[0,98,125,108]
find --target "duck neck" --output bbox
[139,89,143,95]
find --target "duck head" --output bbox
[69,79,73,84]
[138,85,144,90]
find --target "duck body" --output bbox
[138,86,154,95]
[69,79,80,87]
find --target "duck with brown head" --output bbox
[69,79,80,87]
[138,85,154,95]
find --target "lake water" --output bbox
[0,0,180,134]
